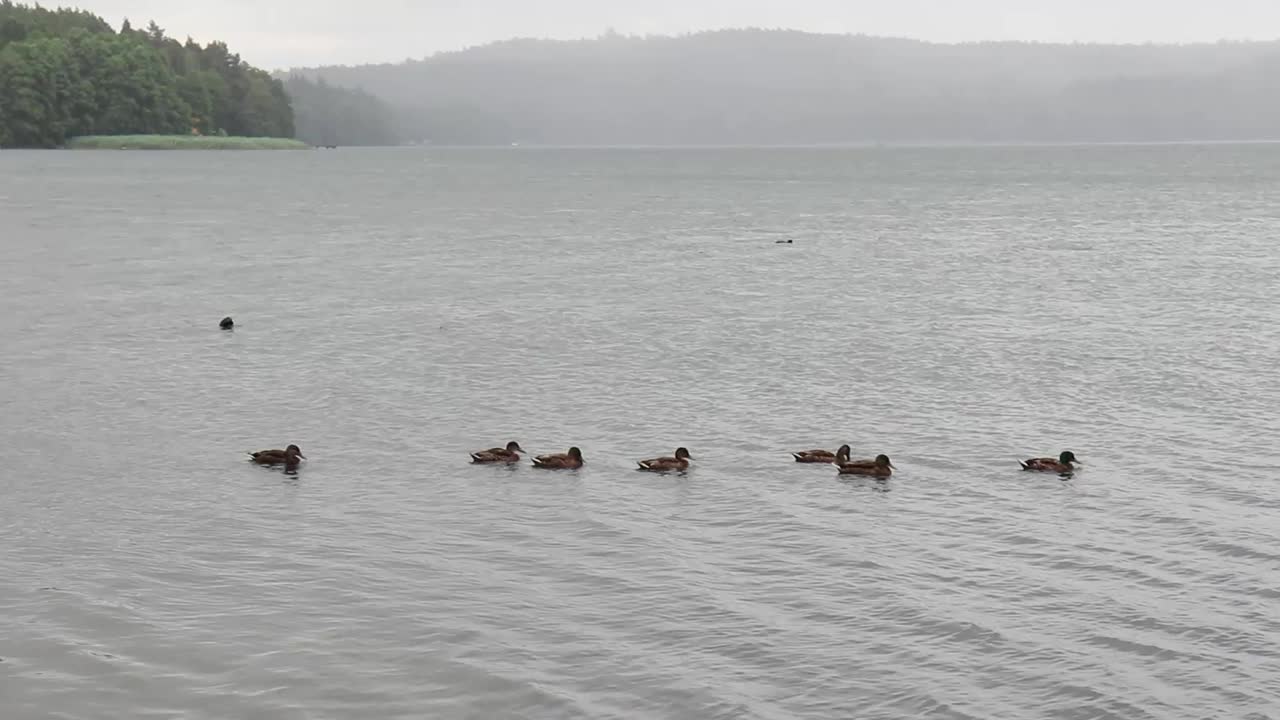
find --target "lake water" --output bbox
[1,145,1278,719]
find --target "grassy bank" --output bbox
[65,135,310,150]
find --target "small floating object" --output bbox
[249,444,305,471]
[775,239,793,244]
[637,447,692,472]
[220,316,234,330]
[1020,451,1080,474]
[792,445,851,464]
[532,447,584,470]
[836,454,895,477]
[471,441,526,464]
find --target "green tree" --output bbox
[176,71,213,134]
[0,36,74,147]
[0,2,295,147]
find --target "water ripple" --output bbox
[1,145,1279,719]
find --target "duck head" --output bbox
[567,447,584,463]
[286,444,305,459]
[674,447,693,460]
[506,441,526,454]
[876,454,895,469]
[1059,451,1079,465]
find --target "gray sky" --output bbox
[79,0,1280,69]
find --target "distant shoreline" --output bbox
[26,138,1280,152]
[274,139,1280,150]
[64,136,310,151]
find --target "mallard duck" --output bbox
[220,316,234,330]
[470,441,526,464]
[1020,451,1080,474]
[792,445,851,464]
[637,447,692,472]
[836,454,894,477]
[248,444,305,467]
[532,447,584,470]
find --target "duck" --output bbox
[220,316,234,330]
[248,444,305,467]
[775,239,793,244]
[792,445,851,464]
[531,447,584,470]
[1020,451,1080,474]
[836,454,895,477]
[637,447,692,472]
[470,441,526,464]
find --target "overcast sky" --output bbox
[77,0,1280,69]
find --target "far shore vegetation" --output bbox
[0,2,293,148]
[65,135,309,150]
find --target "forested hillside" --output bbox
[0,2,293,147]
[8,11,1278,149]
[293,30,1280,145]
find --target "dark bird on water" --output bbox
[532,447,584,470]
[220,316,234,330]
[1020,451,1080,474]
[471,441,526,464]
[792,445,851,464]
[836,454,895,477]
[637,447,693,472]
[775,239,793,244]
[249,444,305,471]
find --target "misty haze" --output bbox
[283,30,1280,147]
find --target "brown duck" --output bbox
[248,444,305,470]
[836,454,895,477]
[1020,451,1080,474]
[532,447,584,470]
[471,441,526,464]
[792,445,852,464]
[637,447,692,472]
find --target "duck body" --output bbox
[637,447,692,472]
[249,444,305,466]
[792,445,851,464]
[532,447,584,470]
[471,441,526,464]
[837,454,894,477]
[1020,451,1079,474]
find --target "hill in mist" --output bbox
[289,29,1280,146]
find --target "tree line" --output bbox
[0,1,293,147]
[11,11,1277,149]
[294,29,1280,145]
